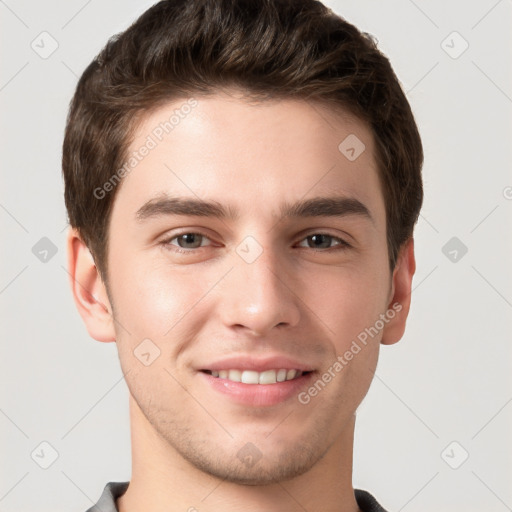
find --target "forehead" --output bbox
[112,91,385,226]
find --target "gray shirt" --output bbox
[85,481,390,512]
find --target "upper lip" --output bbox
[198,355,315,373]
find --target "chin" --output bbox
[180,442,324,486]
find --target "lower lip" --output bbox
[199,371,315,407]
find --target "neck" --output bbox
[117,395,361,512]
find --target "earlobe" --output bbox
[66,228,116,343]
[380,237,416,346]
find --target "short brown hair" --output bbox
[63,0,423,287]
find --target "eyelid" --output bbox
[307,226,355,242]
[295,232,351,249]
[163,230,214,248]
[295,227,353,245]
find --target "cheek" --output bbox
[109,252,222,344]
[308,263,390,345]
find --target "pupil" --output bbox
[311,234,330,248]
[180,233,200,248]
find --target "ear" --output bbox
[66,227,116,342]
[380,237,416,346]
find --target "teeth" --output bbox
[241,370,259,384]
[286,369,297,380]
[276,369,287,382]
[208,369,305,384]
[228,369,242,382]
[259,370,276,384]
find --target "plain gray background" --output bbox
[1,1,511,511]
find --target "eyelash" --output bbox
[161,231,351,255]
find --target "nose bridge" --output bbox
[222,235,301,334]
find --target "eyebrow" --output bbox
[135,194,373,224]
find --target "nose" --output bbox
[218,242,301,337]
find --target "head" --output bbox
[64,0,422,485]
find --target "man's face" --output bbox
[102,91,396,483]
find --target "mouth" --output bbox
[196,354,317,406]
[198,367,316,407]
[200,368,312,384]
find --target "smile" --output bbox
[202,369,309,384]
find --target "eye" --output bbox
[161,231,351,255]
[163,232,213,252]
[297,233,351,251]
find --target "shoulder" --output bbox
[84,481,129,512]
[354,488,390,512]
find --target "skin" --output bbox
[67,89,416,512]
